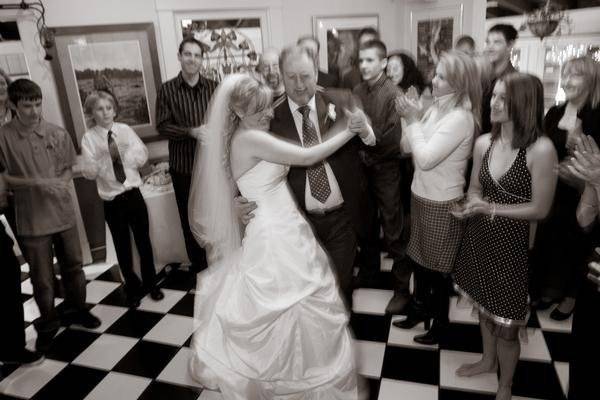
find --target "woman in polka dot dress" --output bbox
[452,73,558,400]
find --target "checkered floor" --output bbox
[0,257,572,400]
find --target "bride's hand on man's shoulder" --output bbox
[234,195,257,225]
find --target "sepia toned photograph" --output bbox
[68,40,151,128]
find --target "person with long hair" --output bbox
[188,74,364,399]
[386,51,426,95]
[393,51,481,345]
[452,73,558,400]
[531,55,600,320]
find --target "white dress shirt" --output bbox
[401,95,475,202]
[81,122,148,200]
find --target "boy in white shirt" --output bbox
[81,90,164,307]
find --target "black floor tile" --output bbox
[21,293,32,303]
[0,394,23,400]
[160,269,197,292]
[20,271,29,282]
[544,331,572,363]
[98,285,130,308]
[350,313,391,342]
[0,364,20,382]
[512,359,565,399]
[381,346,439,385]
[95,264,123,282]
[105,309,163,338]
[31,364,107,400]
[138,381,202,400]
[44,329,101,362]
[364,377,380,400]
[355,271,395,290]
[168,293,195,317]
[527,311,541,329]
[439,389,495,399]
[113,340,179,379]
[439,323,483,353]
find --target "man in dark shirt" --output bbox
[340,27,379,90]
[353,40,408,313]
[481,24,518,134]
[156,37,218,272]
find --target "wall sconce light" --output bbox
[0,0,53,60]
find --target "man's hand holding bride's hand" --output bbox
[191,125,209,144]
[344,108,375,145]
[234,195,257,225]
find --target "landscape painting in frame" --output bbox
[68,40,151,128]
[181,18,263,81]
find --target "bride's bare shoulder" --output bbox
[233,129,274,145]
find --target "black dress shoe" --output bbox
[392,301,430,330]
[385,292,410,315]
[413,320,447,345]
[150,287,164,301]
[126,295,141,308]
[71,310,102,329]
[550,307,573,321]
[35,327,59,353]
[1,349,45,366]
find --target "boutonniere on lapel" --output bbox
[325,103,336,124]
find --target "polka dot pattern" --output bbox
[454,141,532,324]
[298,105,331,203]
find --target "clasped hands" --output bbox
[449,196,495,220]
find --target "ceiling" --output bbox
[486,0,600,18]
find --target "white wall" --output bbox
[1,0,486,158]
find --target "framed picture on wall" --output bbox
[49,23,162,148]
[409,4,463,83]
[313,14,379,77]
[174,9,269,82]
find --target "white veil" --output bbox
[188,74,246,264]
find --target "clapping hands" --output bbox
[567,135,600,187]
[395,88,422,125]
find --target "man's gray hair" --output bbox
[279,45,317,73]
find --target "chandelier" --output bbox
[522,0,570,40]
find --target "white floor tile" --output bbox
[138,288,187,313]
[554,361,569,397]
[23,297,63,323]
[439,350,498,394]
[388,316,438,350]
[378,378,438,400]
[21,278,34,295]
[144,314,195,346]
[536,309,572,333]
[355,340,386,379]
[519,328,551,362]
[352,288,394,316]
[449,296,478,325]
[72,334,138,370]
[84,371,151,400]
[156,347,203,388]
[70,304,128,333]
[198,390,224,399]
[85,280,121,304]
[83,262,117,280]
[0,359,67,398]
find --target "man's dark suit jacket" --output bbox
[269,90,367,236]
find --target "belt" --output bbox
[306,203,344,216]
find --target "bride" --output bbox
[187,73,363,399]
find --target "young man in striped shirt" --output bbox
[156,37,218,272]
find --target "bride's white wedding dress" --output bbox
[190,159,360,399]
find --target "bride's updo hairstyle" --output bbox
[228,75,273,122]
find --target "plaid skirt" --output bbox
[407,193,465,273]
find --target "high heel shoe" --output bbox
[392,301,430,330]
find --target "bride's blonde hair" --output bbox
[223,76,273,176]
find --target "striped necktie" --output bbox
[107,130,126,184]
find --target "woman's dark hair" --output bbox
[387,51,425,94]
[491,72,544,149]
